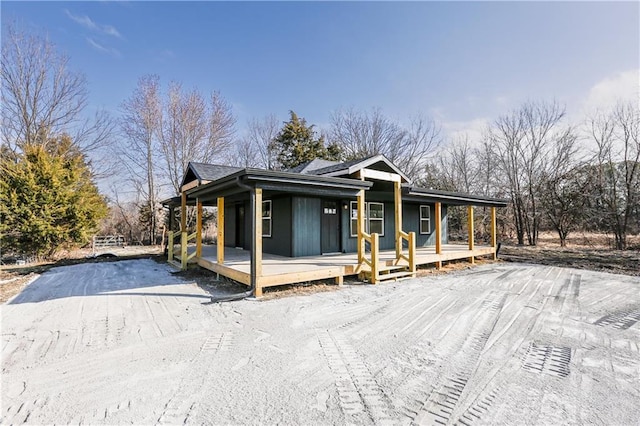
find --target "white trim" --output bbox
[360,168,401,182]
[350,201,385,237]
[350,201,358,237]
[262,200,272,238]
[420,205,431,234]
[368,202,385,236]
[348,155,409,182]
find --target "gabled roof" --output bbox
[180,162,242,188]
[308,154,410,183]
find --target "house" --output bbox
[162,155,507,296]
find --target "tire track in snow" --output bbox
[453,268,569,425]
[409,293,506,425]
[318,330,395,424]
[157,331,234,425]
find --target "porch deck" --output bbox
[193,244,496,288]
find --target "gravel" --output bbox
[2,259,639,425]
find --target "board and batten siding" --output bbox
[263,196,292,257]
[223,204,236,248]
[291,197,322,256]
[340,201,448,253]
[340,200,397,253]
[402,203,448,247]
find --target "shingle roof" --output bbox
[185,162,243,184]
[307,155,378,176]
[307,154,410,183]
[288,158,340,174]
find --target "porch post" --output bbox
[357,189,365,265]
[217,197,225,264]
[468,205,475,264]
[169,206,175,233]
[196,199,203,258]
[180,192,187,270]
[491,206,497,260]
[168,229,174,262]
[181,192,187,232]
[168,207,175,262]
[435,202,442,269]
[394,180,402,261]
[251,188,263,297]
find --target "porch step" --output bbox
[361,264,415,283]
[376,270,415,282]
[167,259,182,270]
[360,264,407,274]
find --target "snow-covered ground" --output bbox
[2,259,639,425]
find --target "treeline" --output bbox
[421,101,639,250]
[1,25,638,258]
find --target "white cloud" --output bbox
[581,69,639,115]
[86,37,121,58]
[65,9,122,39]
[441,117,489,145]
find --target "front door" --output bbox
[321,201,340,254]
[235,204,245,248]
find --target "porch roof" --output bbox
[404,186,508,207]
[162,168,373,206]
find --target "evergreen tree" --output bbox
[269,111,341,170]
[0,135,107,258]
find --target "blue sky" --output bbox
[2,1,639,140]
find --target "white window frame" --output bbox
[367,202,385,236]
[262,200,272,238]
[350,201,358,237]
[420,205,431,235]
[349,201,385,237]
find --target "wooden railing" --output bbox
[168,230,197,270]
[397,231,416,273]
[359,231,380,283]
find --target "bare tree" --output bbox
[537,128,586,246]
[119,75,162,244]
[490,100,568,245]
[330,107,402,161]
[160,82,207,194]
[588,101,640,249]
[1,24,114,164]
[206,91,236,163]
[157,85,236,194]
[402,115,442,180]
[233,114,280,169]
[329,107,440,181]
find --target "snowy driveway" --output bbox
[2,259,639,424]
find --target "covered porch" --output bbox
[175,242,497,293]
[162,162,505,297]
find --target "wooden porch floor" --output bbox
[193,244,496,288]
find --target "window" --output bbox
[368,203,384,235]
[350,201,358,237]
[350,201,385,237]
[262,200,272,237]
[420,205,431,234]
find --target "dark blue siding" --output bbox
[341,200,397,252]
[223,204,236,248]
[263,197,292,256]
[291,197,322,256]
[341,200,450,253]
[402,203,448,246]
